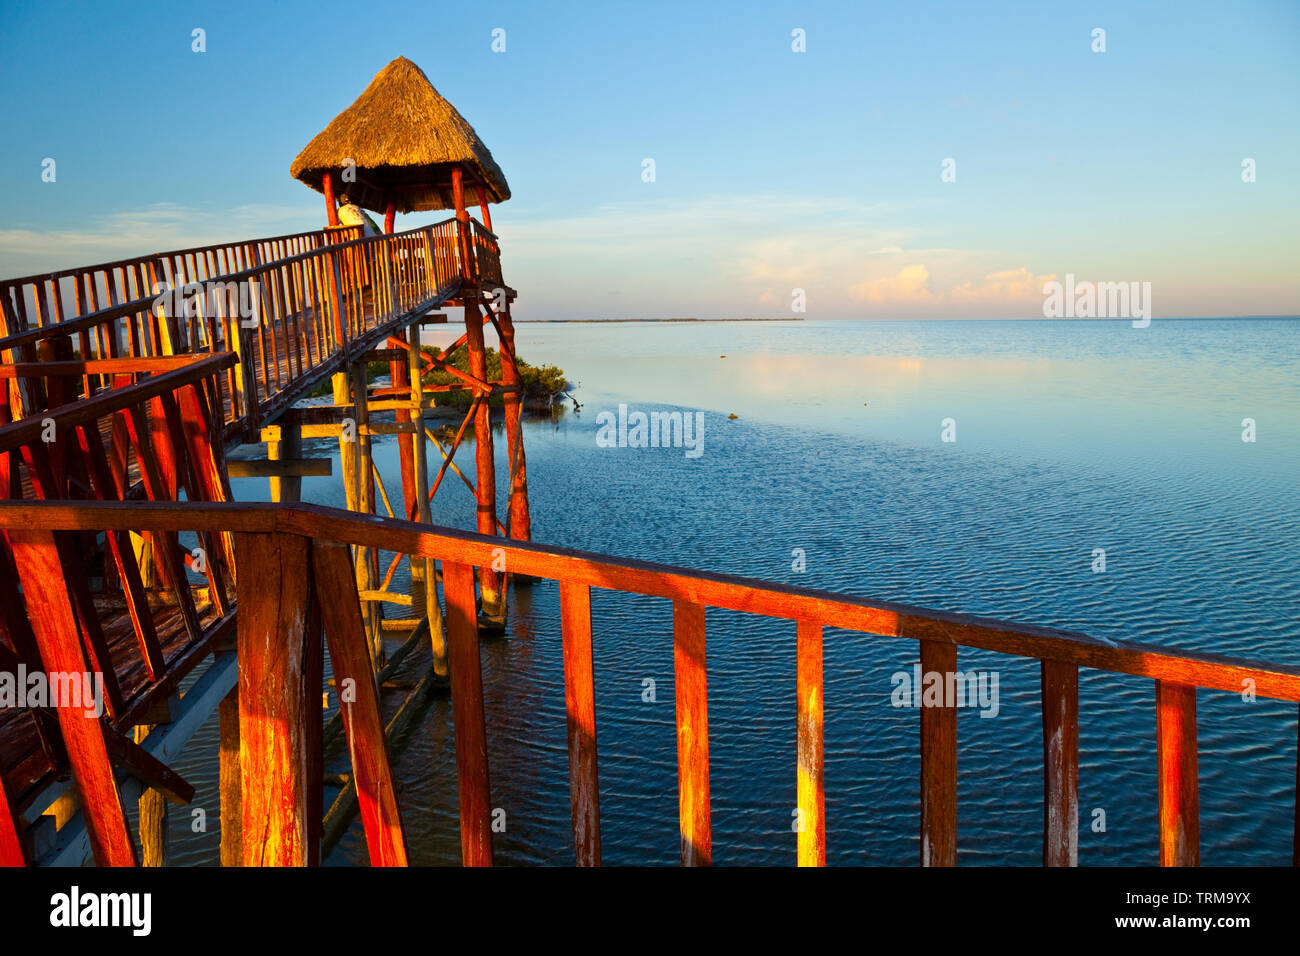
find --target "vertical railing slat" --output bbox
[919,638,957,866]
[796,619,825,866]
[673,599,711,866]
[1040,659,1079,866]
[443,560,494,866]
[1156,680,1199,866]
[559,580,601,866]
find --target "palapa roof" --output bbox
[290,57,510,214]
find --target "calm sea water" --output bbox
[168,318,1300,866]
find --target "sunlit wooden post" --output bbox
[443,560,493,866]
[673,600,711,866]
[796,620,825,866]
[235,532,322,866]
[560,581,601,864]
[1156,681,1199,866]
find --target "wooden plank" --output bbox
[673,599,711,866]
[559,580,601,865]
[920,638,957,866]
[235,532,320,866]
[1041,659,1079,866]
[104,731,195,805]
[10,500,1300,703]
[226,457,332,478]
[442,560,493,866]
[1156,681,1199,866]
[7,528,137,866]
[796,619,825,866]
[312,540,408,866]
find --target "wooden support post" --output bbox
[920,639,957,866]
[384,201,396,235]
[497,304,532,544]
[796,620,825,866]
[134,723,169,867]
[559,581,600,865]
[1041,660,1079,866]
[443,561,493,866]
[313,540,408,866]
[235,532,321,866]
[219,685,241,866]
[463,299,503,621]
[673,599,711,866]
[1156,681,1199,866]
[408,320,447,675]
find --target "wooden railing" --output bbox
[0,358,238,849]
[0,221,466,441]
[3,499,1296,867]
[0,226,364,338]
[468,219,504,290]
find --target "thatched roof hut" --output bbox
[290,57,510,216]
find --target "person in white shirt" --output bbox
[337,194,378,235]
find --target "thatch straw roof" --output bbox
[290,57,510,214]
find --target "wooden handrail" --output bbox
[1,498,1295,868]
[2,499,1296,700]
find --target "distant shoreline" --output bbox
[514,315,1298,323]
[515,317,805,323]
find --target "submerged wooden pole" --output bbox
[135,723,169,867]
[218,685,241,866]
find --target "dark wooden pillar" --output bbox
[475,184,493,232]
[323,172,340,228]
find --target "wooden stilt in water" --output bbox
[497,302,532,545]
[218,685,241,866]
[134,723,169,867]
[462,298,503,623]
[406,318,447,674]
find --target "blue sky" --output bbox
[2,0,1297,318]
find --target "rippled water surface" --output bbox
[167,319,1299,866]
